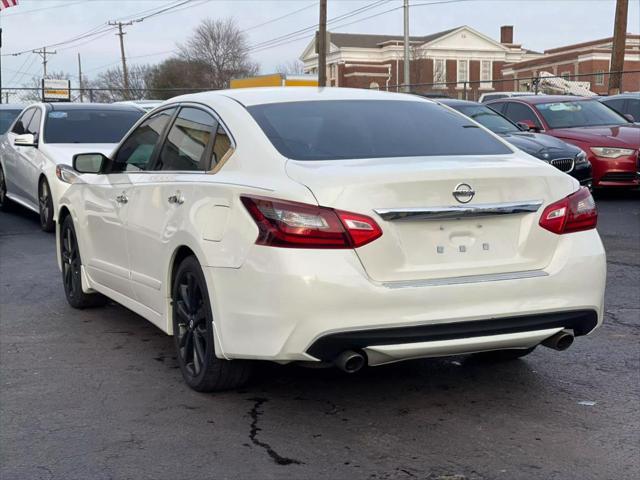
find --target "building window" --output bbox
[561,71,572,80]
[480,60,492,88]
[595,70,605,86]
[457,60,469,86]
[433,58,446,87]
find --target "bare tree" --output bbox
[147,58,211,99]
[275,60,305,75]
[20,71,71,102]
[178,17,259,89]
[90,64,153,102]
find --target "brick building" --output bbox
[501,34,640,94]
[300,25,542,98]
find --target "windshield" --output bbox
[44,109,143,144]
[536,100,629,129]
[455,104,520,134]
[0,109,22,133]
[248,100,511,161]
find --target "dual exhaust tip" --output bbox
[332,330,574,372]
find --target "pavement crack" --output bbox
[248,397,303,466]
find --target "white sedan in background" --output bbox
[0,103,143,231]
[58,87,606,392]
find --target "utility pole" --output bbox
[403,0,410,92]
[318,0,327,87]
[77,53,84,102]
[33,46,57,78]
[608,0,628,94]
[108,21,133,98]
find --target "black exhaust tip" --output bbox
[542,331,574,351]
[334,350,366,373]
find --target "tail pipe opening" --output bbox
[334,350,366,373]
[542,330,574,351]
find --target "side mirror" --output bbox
[14,133,37,147]
[517,119,540,132]
[516,122,530,131]
[73,153,108,174]
[624,113,635,122]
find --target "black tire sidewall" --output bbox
[61,216,84,307]
[171,256,217,389]
[0,165,10,211]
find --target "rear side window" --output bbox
[248,100,511,161]
[156,107,217,171]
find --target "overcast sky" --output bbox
[1,0,638,90]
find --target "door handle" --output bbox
[115,193,128,204]
[168,192,184,205]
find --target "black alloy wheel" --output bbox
[60,215,107,309]
[39,179,54,232]
[172,256,251,392]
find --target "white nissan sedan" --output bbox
[56,87,606,391]
[0,103,143,231]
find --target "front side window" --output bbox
[113,108,176,172]
[44,108,143,144]
[536,100,629,129]
[156,107,217,172]
[248,100,511,161]
[504,102,542,129]
[26,109,42,138]
[11,108,34,135]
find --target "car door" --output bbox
[125,105,222,318]
[18,107,44,206]
[82,108,176,300]
[3,107,35,204]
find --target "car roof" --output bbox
[0,103,27,110]
[437,98,482,107]
[491,95,593,105]
[169,87,426,107]
[599,93,640,100]
[44,102,143,112]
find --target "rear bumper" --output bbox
[206,229,606,363]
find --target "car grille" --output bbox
[550,158,575,173]
[600,172,637,182]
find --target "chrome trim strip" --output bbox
[374,200,543,221]
[381,269,548,289]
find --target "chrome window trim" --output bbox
[381,269,548,289]
[374,200,543,221]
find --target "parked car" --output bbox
[439,99,592,187]
[115,100,164,112]
[0,103,143,231]
[479,91,539,103]
[487,95,640,188]
[0,104,26,134]
[59,87,605,392]
[598,93,640,123]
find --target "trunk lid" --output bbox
[286,154,575,283]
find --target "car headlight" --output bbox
[55,164,79,184]
[590,147,634,158]
[575,150,588,163]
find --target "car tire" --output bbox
[172,255,251,392]
[60,215,109,309]
[472,347,536,362]
[38,178,55,232]
[0,165,12,212]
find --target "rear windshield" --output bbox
[44,109,143,144]
[0,109,22,133]
[248,100,512,160]
[536,100,629,129]
[455,104,520,134]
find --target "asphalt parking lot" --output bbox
[0,190,638,480]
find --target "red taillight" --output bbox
[539,187,597,234]
[240,196,382,249]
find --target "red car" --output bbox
[488,95,640,189]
